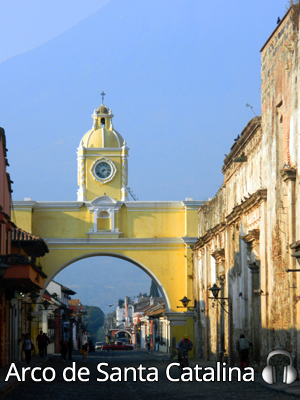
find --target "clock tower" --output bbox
[77,101,129,202]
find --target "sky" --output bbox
[0,1,111,64]
[1,0,288,313]
[55,257,151,315]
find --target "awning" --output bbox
[1,253,47,291]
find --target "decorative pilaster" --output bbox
[77,141,86,201]
[211,247,225,278]
[241,229,260,267]
[121,141,129,201]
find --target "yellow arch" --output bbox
[13,199,199,356]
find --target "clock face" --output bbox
[95,162,112,179]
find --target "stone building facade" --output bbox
[192,7,300,371]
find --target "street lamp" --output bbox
[0,262,10,280]
[29,292,51,310]
[177,296,193,309]
[43,300,51,310]
[209,284,221,299]
[208,284,229,313]
[30,292,39,304]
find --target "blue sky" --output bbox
[1,0,287,313]
[55,257,151,315]
[0,0,111,64]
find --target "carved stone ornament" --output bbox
[91,157,117,184]
[241,229,260,267]
[211,248,225,264]
[281,167,296,182]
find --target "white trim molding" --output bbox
[44,237,183,246]
[181,200,206,209]
[181,236,198,245]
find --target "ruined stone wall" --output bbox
[260,10,298,362]
[193,119,264,363]
[193,9,300,368]
[197,190,224,238]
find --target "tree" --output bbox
[149,279,160,297]
[82,305,105,342]
[118,298,124,307]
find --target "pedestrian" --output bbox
[68,337,73,360]
[236,334,252,371]
[23,333,34,364]
[36,330,46,358]
[88,339,95,352]
[81,343,88,362]
[146,336,151,351]
[43,333,50,357]
[61,339,68,362]
[176,334,193,367]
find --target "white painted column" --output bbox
[109,209,115,232]
[93,209,98,232]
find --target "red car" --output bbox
[102,341,134,351]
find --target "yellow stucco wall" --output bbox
[12,200,200,313]
[12,208,33,234]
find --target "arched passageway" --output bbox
[45,252,171,311]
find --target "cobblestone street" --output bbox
[2,352,299,399]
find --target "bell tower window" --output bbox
[101,118,105,127]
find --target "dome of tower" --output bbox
[80,128,124,149]
[79,103,125,149]
[96,105,109,114]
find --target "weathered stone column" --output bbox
[242,229,261,365]
[212,247,226,362]
[248,261,260,364]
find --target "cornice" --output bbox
[192,222,226,250]
[222,117,261,174]
[192,188,267,250]
[181,201,206,209]
[125,201,183,210]
[44,237,183,246]
[226,189,267,225]
[163,311,193,320]
[32,202,84,211]
[241,229,260,244]
[281,167,296,182]
[211,247,225,262]
[12,201,36,209]
[180,237,198,245]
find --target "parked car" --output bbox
[95,341,106,350]
[102,341,134,351]
[117,338,129,344]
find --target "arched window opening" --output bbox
[97,210,111,230]
[101,118,105,127]
[98,210,110,218]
